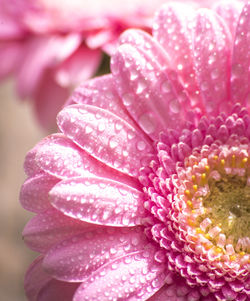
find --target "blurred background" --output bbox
[0,80,43,301]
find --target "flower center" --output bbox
[180,143,250,263]
[202,174,250,247]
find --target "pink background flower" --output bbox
[0,0,178,129]
[0,0,227,129]
[21,1,249,300]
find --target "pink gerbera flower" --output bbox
[20,1,249,300]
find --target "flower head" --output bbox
[21,1,250,300]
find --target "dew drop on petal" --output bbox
[169,99,180,114]
[138,113,156,135]
[123,93,134,106]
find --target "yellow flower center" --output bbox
[178,143,250,266]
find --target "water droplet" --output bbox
[123,93,134,106]
[177,64,183,71]
[136,79,147,94]
[211,69,219,80]
[85,125,93,134]
[200,81,209,91]
[115,121,123,132]
[208,54,216,65]
[130,70,138,81]
[169,99,180,114]
[137,140,146,151]
[161,81,172,93]
[109,137,118,149]
[138,113,156,134]
[98,123,105,132]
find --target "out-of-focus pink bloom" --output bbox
[0,0,173,129]
[20,1,249,300]
[0,0,231,129]
[0,0,102,129]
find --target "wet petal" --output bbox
[153,3,201,107]
[57,104,153,177]
[20,173,59,213]
[50,176,146,226]
[23,208,97,253]
[73,248,166,301]
[112,34,192,140]
[27,133,134,183]
[43,227,148,282]
[193,8,232,115]
[231,2,250,106]
[68,74,137,126]
[213,0,244,36]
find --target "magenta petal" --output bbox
[231,3,250,106]
[24,256,51,301]
[23,208,98,253]
[57,104,153,177]
[153,3,201,107]
[55,45,101,87]
[37,279,79,301]
[193,9,232,115]
[20,173,59,213]
[43,227,148,282]
[73,248,166,301]
[50,176,146,226]
[111,33,192,140]
[68,74,138,126]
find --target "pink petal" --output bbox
[54,45,101,87]
[20,173,59,213]
[57,104,153,177]
[43,227,148,282]
[23,208,97,253]
[24,131,108,179]
[16,34,81,99]
[148,282,200,301]
[193,9,232,115]
[111,32,192,140]
[33,69,69,130]
[24,256,51,301]
[68,74,138,126]
[118,29,171,68]
[24,137,53,177]
[25,134,86,179]
[213,0,244,36]
[28,133,137,185]
[231,2,250,106]
[0,8,24,39]
[50,176,146,226]
[0,41,23,80]
[153,3,201,108]
[86,28,116,51]
[37,279,79,301]
[73,248,166,301]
